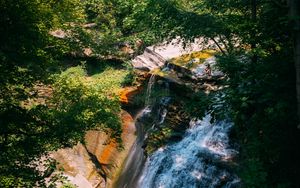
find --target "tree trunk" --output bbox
[251,0,257,36]
[251,0,257,63]
[289,0,300,129]
[296,29,300,129]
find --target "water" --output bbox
[157,97,171,125]
[137,114,240,188]
[116,97,171,188]
[145,74,156,107]
[115,107,151,188]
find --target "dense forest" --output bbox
[1,0,300,187]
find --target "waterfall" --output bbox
[145,74,156,107]
[116,74,158,188]
[117,47,239,187]
[157,97,171,125]
[115,108,150,188]
[137,114,240,188]
[116,81,172,188]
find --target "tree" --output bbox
[128,0,300,187]
[0,0,123,186]
[288,0,300,129]
[0,0,57,185]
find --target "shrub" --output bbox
[50,65,123,145]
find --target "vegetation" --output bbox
[134,0,299,187]
[0,0,132,186]
[1,0,299,187]
[170,50,215,68]
[51,65,126,143]
[126,0,300,187]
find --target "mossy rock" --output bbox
[170,50,216,70]
[142,100,191,155]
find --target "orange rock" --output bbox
[119,86,141,104]
[98,141,117,165]
[51,110,136,188]
[85,110,136,187]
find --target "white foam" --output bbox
[138,114,240,188]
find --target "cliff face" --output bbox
[51,110,136,188]
[52,143,105,188]
[85,110,136,188]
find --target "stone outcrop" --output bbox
[132,38,218,71]
[118,70,150,106]
[133,47,225,99]
[119,87,141,105]
[85,110,136,188]
[132,47,166,71]
[52,143,105,188]
[51,110,136,188]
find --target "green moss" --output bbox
[169,50,216,70]
[91,67,131,94]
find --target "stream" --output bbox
[115,107,150,188]
[137,114,240,188]
[116,45,240,188]
[116,87,239,188]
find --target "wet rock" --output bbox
[119,86,142,105]
[85,110,136,188]
[143,100,191,155]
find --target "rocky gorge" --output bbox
[48,39,239,188]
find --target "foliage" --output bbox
[78,0,152,56]
[91,67,132,94]
[121,61,137,86]
[183,91,211,118]
[217,52,298,187]
[1,0,58,186]
[50,65,123,144]
[1,0,299,187]
[208,1,299,186]
[0,0,133,185]
[206,1,298,187]
[130,0,300,187]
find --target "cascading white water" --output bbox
[116,97,171,188]
[115,107,150,188]
[137,114,240,188]
[145,74,156,107]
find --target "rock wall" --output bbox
[51,110,136,188]
[52,143,105,188]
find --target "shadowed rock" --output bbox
[51,110,136,188]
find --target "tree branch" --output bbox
[211,37,226,55]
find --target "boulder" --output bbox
[52,143,105,188]
[51,110,136,188]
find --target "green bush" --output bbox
[50,65,123,144]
